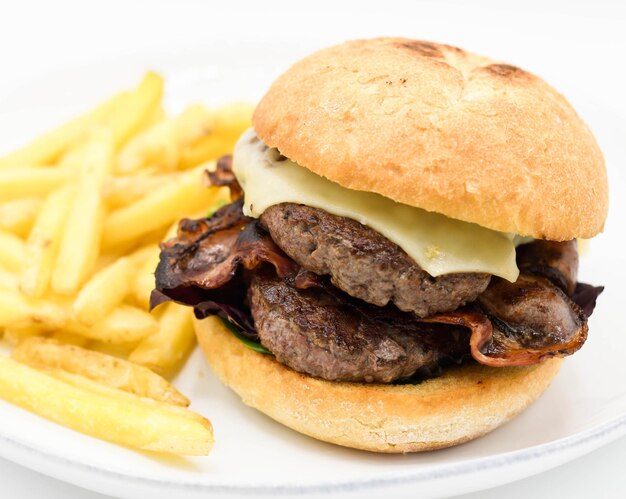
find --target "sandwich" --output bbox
[152,38,607,452]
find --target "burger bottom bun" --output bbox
[195,316,562,453]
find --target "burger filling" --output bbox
[152,137,603,383]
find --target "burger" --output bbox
[152,38,607,452]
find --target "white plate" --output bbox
[0,46,625,499]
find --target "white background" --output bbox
[0,1,624,498]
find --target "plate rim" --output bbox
[1,406,625,496]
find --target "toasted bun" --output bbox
[253,38,608,240]
[195,316,562,453]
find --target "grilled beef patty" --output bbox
[248,270,470,383]
[260,203,491,317]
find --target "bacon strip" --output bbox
[151,198,319,337]
[516,239,578,295]
[154,199,300,294]
[427,273,590,367]
[204,155,243,201]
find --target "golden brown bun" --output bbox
[253,38,608,240]
[195,316,562,453]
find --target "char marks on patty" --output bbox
[248,270,470,383]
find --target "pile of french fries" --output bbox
[0,72,253,455]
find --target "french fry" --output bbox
[142,103,167,129]
[52,130,113,294]
[0,92,127,170]
[0,198,42,237]
[117,104,214,173]
[0,356,213,455]
[67,304,158,343]
[117,120,178,173]
[86,340,138,359]
[210,102,255,136]
[57,140,89,172]
[20,186,75,297]
[179,136,239,170]
[71,257,133,326]
[129,243,161,264]
[178,102,253,169]
[2,326,42,346]
[0,230,26,271]
[129,245,160,310]
[12,337,189,406]
[105,72,164,149]
[131,270,156,311]
[101,166,218,250]
[0,168,71,202]
[48,331,90,347]
[102,174,174,209]
[0,289,66,329]
[129,303,195,373]
[0,267,19,290]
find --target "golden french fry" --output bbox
[142,103,167,129]
[2,326,42,346]
[178,102,253,169]
[129,303,195,373]
[0,168,71,202]
[105,72,164,149]
[86,340,138,359]
[0,230,26,271]
[0,198,42,237]
[67,304,158,343]
[101,166,218,250]
[102,174,174,209]
[175,104,213,139]
[117,120,178,173]
[128,246,160,310]
[12,337,189,406]
[20,186,75,297]
[0,289,66,329]
[179,137,237,170]
[48,331,90,347]
[0,356,213,455]
[117,104,215,173]
[71,257,133,326]
[0,92,127,170]
[57,140,91,172]
[0,267,19,290]
[52,130,113,294]
[129,243,161,264]
[131,270,156,311]
[210,102,255,135]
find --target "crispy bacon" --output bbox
[516,239,578,295]
[155,199,299,293]
[153,200,603,369]
[151,198,319,337]
[204,155,243,201]
[571,282,604,317]
[427,273,590,367]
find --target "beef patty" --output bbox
[248,270,470,383]
[260,203,491,317]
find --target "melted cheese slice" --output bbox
[233,129,521,282]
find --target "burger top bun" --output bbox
[253,38,608,240]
